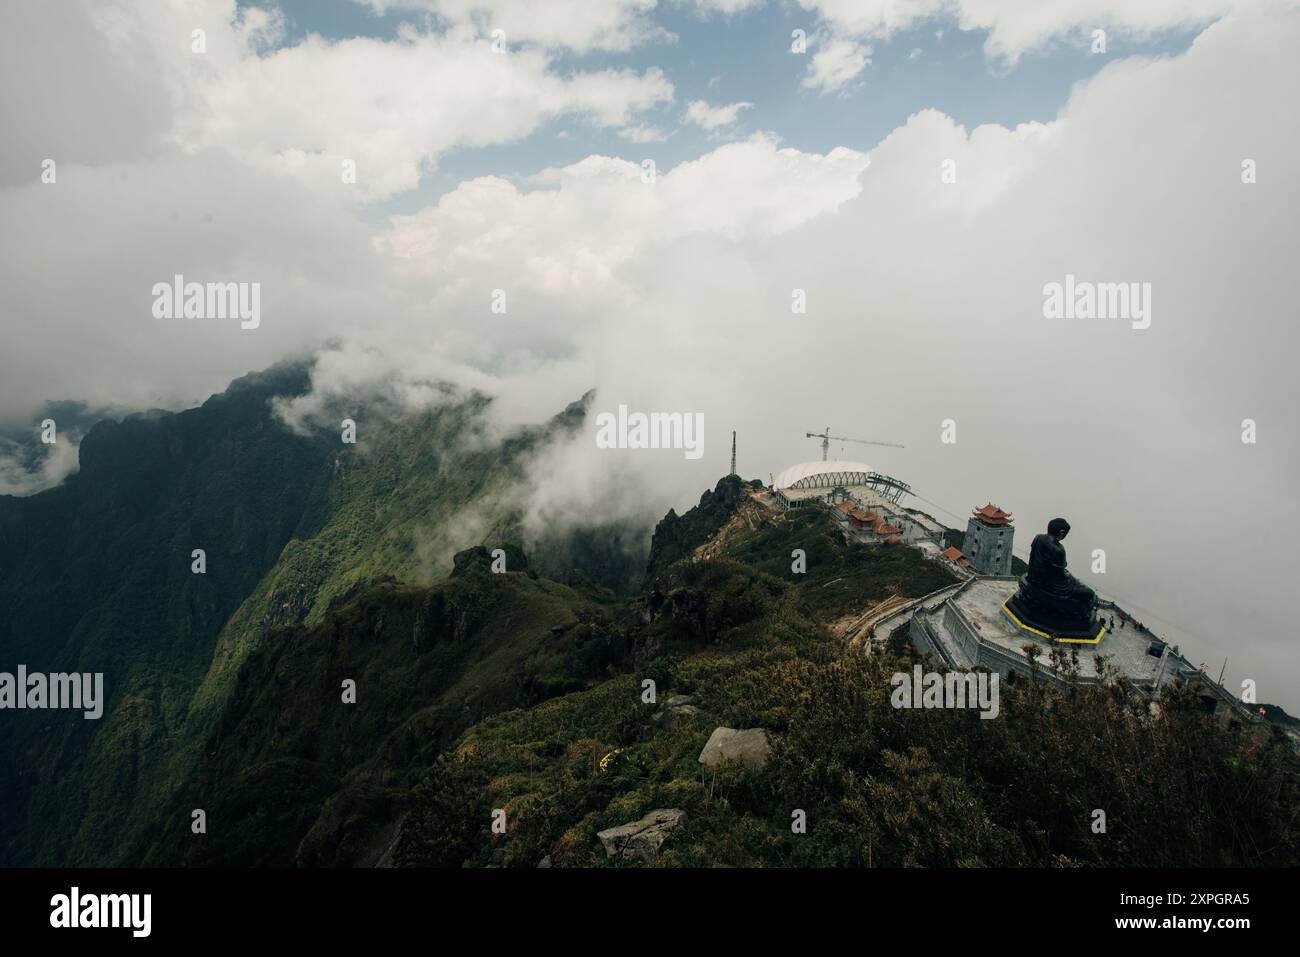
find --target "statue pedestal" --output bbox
[1003,575,1105,644]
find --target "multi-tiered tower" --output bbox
[965,503,1014,575]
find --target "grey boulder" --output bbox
[697,727,771,771]
[596,808,688,862]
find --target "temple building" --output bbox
[941,546,972,572]
[964,503,1014,575]
[834,501,876,530]
[833,502,905,543]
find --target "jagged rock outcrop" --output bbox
[596,808,687,862]
[644,474,755,579]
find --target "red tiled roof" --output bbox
[836,502,880,525]
[971,503,1013,526]
[942,547,963,560]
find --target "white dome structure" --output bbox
[773,460,876,490]
[771,460,912,508]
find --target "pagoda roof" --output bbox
[971,503,1013,525]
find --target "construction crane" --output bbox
[805,427,904,461]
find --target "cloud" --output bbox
[180,31,673,202]
[802,35,871,92]
[0,434,82,497]
[683,99,754,130]
[2,4,1299,704]
[798,0,1293,65]
[353,0,666,53]
[0,1,674,203]
[0,0,278,187]
[682,0,767,15]
[797,0,947,40]
[955,0,1282,64]
[380,137,868,288]
[620,123,674,143]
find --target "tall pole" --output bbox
[730,431,736,476]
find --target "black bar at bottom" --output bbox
[0,866,1284,944]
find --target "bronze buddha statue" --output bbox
[1005,517,1101,640]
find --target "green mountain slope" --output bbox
[141,555,636,866]
[152,474,1297,868]
[0,365,646,865]
[390,480,1300,868]
[0,363,335,864]
[4,379,1296,868]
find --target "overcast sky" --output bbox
[1,0,1297,708]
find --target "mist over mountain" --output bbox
[2,1,1297,888]
[1,363,1295,868]
[4,3,1298,708]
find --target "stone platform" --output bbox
[1001,593,1106,644]
[909,577,1180,690]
